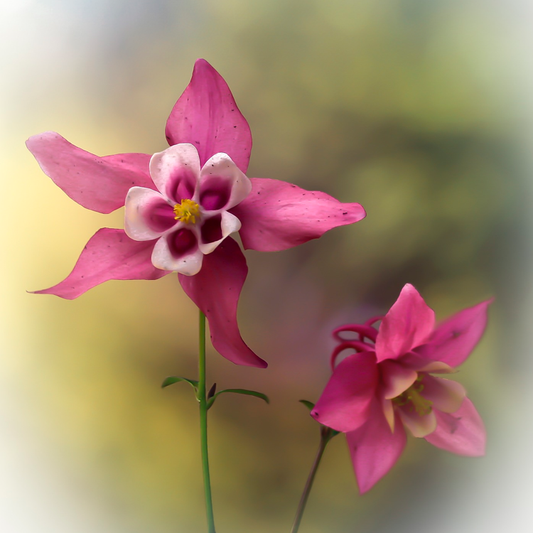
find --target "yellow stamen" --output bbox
[173,199,200,224]
[392,376,433,416]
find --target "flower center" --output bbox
[392,376,433,416]
[173,199,200,224]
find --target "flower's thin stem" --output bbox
[198,310,216,533]
[290,428,331,533]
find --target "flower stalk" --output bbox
[198,310,216,533]
[290,426,334,533]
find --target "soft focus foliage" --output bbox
[2,1,533,532]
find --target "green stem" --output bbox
[290,428,331,533]
[198,310,216,533]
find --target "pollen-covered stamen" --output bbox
[392,375,433,416]
[173,198,201,224]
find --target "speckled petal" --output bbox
[27,132,153,214]
[165,59,252,172]
[233,178,366,252]
[178,238,267,368]
[33,229,168,299]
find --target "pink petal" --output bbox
[417,299,492,367]
[375,284,435,362]
[152,230,203,275]
[149,144,201,201]
[124,187,176,240]
[346,399,406,494]
[421,375,466,414]
[379,360,418,399]
[198,211,242,254]
[425,398,486,456]
[398,406,437,438]
[33,229,168,299]
[178,238,267,368]
[232,178,366,252]
[27,132,153,214]
[310,352,378,433]
[165,59,252,173]
[199,152,252,211]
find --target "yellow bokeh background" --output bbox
[2,1,532,532]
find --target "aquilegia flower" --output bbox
[27,59,365,368]
[311,283,491,493]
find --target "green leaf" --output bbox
[207,388,270,410]
[161,376,199,392]
[299,399,315,411]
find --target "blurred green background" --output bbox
[2,0,532,532]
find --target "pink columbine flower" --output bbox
[27,59,365,368]
[311,284,491,493]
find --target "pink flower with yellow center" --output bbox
[311,284,491,493]
[27,59,366,368]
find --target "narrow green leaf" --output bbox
[207,388,270,410]
[161,376,199,391]
[299,399,315,411]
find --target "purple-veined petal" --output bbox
[311,352,378,433]
[346,398,406,494]
[418,299,492,367]
[232,178,366,252]
[33,228,168,299]
[199,211,241,254]
[125,187,176,240]
[375,284,435,362]
[150,144,200,201]
[178,238,267,368]
[421,375,466,414]
[398,406,437,438]
[379,360,418,399]
[27,132,153,214]
[199,153,252,211]
[165,59,252,172]
[152,229,203,275]
[425,398,486,456]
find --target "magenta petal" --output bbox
[425,398,486,456]
[346,399,406,494]
[418,299,492,367]
[33,229,168,299]
[232,178,366,252]
[311,352,378,433]
[178,238,267,368]
[26,132,153,214]
[165,59,252,173]
[375,284,435,362]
